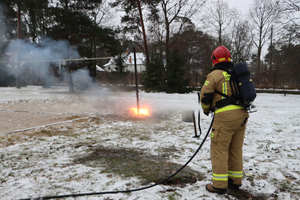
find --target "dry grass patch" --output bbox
[74,145,204,186]
[0,122,81,147]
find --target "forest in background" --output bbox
[0,0,299,92]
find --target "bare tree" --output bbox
[110,0,151,64]
[284,0,300,12]
[203,0,238,45]
[280,0,300,44]
[230,20,253,63]
[249,0,282,83]
[148,0,207,64]
[280,1,300,28]
[91,0,113,26]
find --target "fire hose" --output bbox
[19,114,215,200]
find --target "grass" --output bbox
[2,113,297,199]
[74,145,204,186]
[277,180,296,193]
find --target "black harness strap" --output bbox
[215,79,239,109]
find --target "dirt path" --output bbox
[0,90,103,135]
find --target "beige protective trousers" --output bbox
[210,108,249,189]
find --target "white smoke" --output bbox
[3,38,80,87]
[7,38,79,63]
[0,2,81,85]
[72,68,94,90]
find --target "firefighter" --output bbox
[200,46,249,194]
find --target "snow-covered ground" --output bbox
[0,86,299,200]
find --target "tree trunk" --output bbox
[162,2,170,69]
[65,0,75,92]
[256,23,264,85]
[218,24,222,45]
[16,5,21,89]
[136,0,149,64]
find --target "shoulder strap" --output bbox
[215,77,237,98]
[215,78,240,109]
[215,90,229,98]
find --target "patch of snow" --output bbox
[0,86,299,199]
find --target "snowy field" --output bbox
[0,86,299,200]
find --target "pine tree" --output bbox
[142,50,165,92]
[165,50,191,93]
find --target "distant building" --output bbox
[103,52,146,73]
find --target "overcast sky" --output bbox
[225,0,253,14]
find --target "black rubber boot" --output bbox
[228,178,241,190]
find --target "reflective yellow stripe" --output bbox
[201,103,210,108]
[221,72,230,99]
[222,82,227,99]
[215,105,244,114]
[219,57,231,62]
[228,171,243,178]
[204,81,209,86]
[222,72,231,81]
[212,173,228,181]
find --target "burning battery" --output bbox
[129,107,150,117]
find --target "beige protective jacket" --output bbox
[200,69,237,114]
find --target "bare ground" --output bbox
[0,94,101,135]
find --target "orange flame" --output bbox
[129,107,150,116]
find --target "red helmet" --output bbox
[211,46,232,66]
